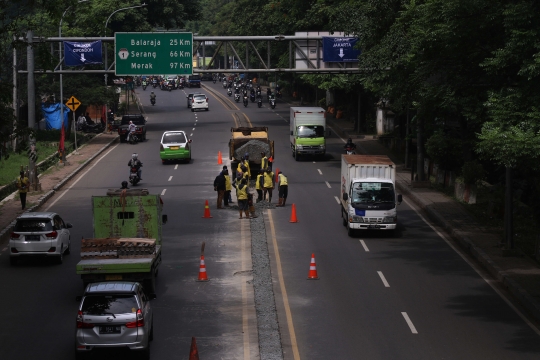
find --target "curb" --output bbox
[395,180,540,322]
[0,135,118,246]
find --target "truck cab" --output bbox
[290,107,326,160]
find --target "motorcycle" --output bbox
[223,80,227,88]
[82,119,104,133]
[345,146,356,155]
[128,132,139,145]
[151,97,156,106]
[250,93,256,103]
[142,84,147,91]
[276,90,282,99]
[234,93,240,102]
[270,98,276,109]
[227,88,232,96]
[213,78,216,84]
[267,89,272,102]
[152,80,158,88]
[167,83,173,92]
[257,97,263,108]
[243,96,248,107]
[129,167,140,186]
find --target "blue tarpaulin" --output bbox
[41,103,70,130]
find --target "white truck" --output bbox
[340,155,402,237]
[290,107,326,160]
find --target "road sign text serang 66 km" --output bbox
[115,32,193,76]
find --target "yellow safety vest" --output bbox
[261,156,268,170]
[224,175,232,191]
[256,174,263,190]
[243,160,251,177]
[278,174,288,186]
[236,184,248,200]
[17,177,29,193]
[263,172,274,188]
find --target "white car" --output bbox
[9,212,72,265]
[191,93,209,112]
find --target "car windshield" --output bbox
[120,117,145,125]
[190,75,201,80]
[15,219,53,232]
[351,182,395,204]
[162,133,186,144]
[81,295,138,315]
[194,95,206,100]
[297,125,324,138]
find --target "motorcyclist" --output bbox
[128,153,143,180]
[267,88,272,100]
[344,138,357,151]
[142,79,147,87]
[150,91,156,103]
[127,121,136,142]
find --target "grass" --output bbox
[0,141,73,186]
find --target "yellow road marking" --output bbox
[232,113,239,127]
[243,113,253,127]
[241,221,251,359]
[268,210,301,360]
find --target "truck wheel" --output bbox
[347,224,356,238]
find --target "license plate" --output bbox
[169,146,179,150]
[367,225,381,229]
[105,275,122,280]
[25,235,40,241]
[99,326,121,334]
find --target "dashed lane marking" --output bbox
[192,128,195,131]
[174,164,178,170]
[317,169,322,175]
[161,189,167,196]
[2,248,7,252]
[401,312,418,334]
[377,271,390,287]
[325,181,331,188]
[359,240,369,252]
[168,176,173,181]
[241,219,251,359]
[190,133,193,137]
[334,196,340,204]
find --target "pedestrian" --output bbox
[256,169,264,202]
[235,178,250,219]
[276,171,288,207]
[213,170,226,209]
[263,168,275,204]
[223,166,233,205]
[242,153,251,179]
[260,151,268,171]
[17,170,29,210]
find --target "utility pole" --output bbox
[27,30,35,131]
[505,167,514,249]
[12,35,18,150]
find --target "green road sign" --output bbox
[115,32,193,76]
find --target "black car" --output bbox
[118,114,147,142]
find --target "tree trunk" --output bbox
[416,116,424,181]
[505,166,513,249]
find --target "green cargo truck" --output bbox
[76,189,167,292]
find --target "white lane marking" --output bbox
[2,247,7,252]
[403,198,540,336]
[161,189,167,196]
[174,164,178,170]
[401,312,418,334]
[334,196,340,204]
[325,181,331,188]
[317,169,322,175]
[359,240,369,252]
[45,144,119,211]
[377,271,390,287]
[313,161,316,163]
[192,128,195,131]
[168,176,173,181]
[190,133,193,137]
[195,119,198,122]
[241,219,251,359]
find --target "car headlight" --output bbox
[319,144,325,149]
[383,216,397,223]
[296,145,303,150]
[350,215,364,223]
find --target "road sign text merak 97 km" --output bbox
[115,32,193,76]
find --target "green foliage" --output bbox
[461,160,485,185]
[425,131,463,171]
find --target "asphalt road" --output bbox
[1,80,540,360]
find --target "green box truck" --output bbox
[290,107,326,160]
[76,189,166,292]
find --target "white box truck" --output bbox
[290,107,326,160]
[340,155,402,237]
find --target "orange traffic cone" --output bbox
[202,200,213,218]
[307,253,319,280]
[189,336,200,360]
[217,151,223,165]
[197,254,209,281]
[274,167,280,183]
[289,203,298,223]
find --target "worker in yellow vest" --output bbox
[263,168,275,204]
[260,151,268,171]
[223,167,232,206]
[276,171,288,207]
[255,169,264,202]
[235,178,251,219]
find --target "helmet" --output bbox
[261,151,265,155]
[244,153,249,158]
[151,91,154,94]
[121,181,128,188]
[129,121,133,124]
[347,138,353,143]
[132,153,138,160]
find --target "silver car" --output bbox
[191,93,209,112]
[9,212,72,265]
[75,282,154,359]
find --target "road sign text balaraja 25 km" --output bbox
[115,32,193,76]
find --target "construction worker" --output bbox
[256,169,264,202]
[214,171,226,209]
[223,165,233,205]
[237,160,250,180]
[263,168,275,204]
[235,178,250,219]
[276,171,288,207]
[260,151,269,171]
[242,153,251,179]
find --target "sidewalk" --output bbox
[328,116,540,323]
[0,133,118,245]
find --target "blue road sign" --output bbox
[64,41,103,66]
[322,37,360,62]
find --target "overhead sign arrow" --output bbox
[80,53,86,63]
[339,48,345,58]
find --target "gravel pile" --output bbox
[234,140,270,161]
[249,201,283,360]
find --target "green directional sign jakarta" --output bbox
[115,32,193,75]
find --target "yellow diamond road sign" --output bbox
[66,96,81,112]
